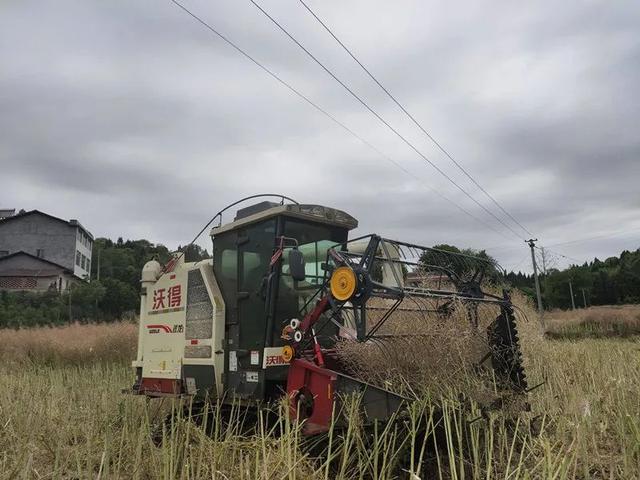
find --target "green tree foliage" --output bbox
[1,238,179,328]
[177,244,209,262]
[505,248,640,309]
[0,282,106,328]
[68,280,107,321]
[99,278,139,318]
[0,290,66,328]
[419,244,501,283]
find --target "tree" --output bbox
[66,280,106,322]
[87,238,174,320]
[99,278,139,318]
[517,247,640,310]
[177,244,210,262]
[419,244,500,284]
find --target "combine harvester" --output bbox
[127,195,528,435]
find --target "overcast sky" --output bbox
[1,0,638,273]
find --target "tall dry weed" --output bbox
[545,304,640,339]
[0,321,137,366]
[335,290,540,401]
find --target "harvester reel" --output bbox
[323,236,529,394]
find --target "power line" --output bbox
[490,226,640,255]
[546,227,640,248]
[534,245,583,266]
[484,243,529,252]
[296,0,534,238]
[248,0,526,242]
[551,251,582,264]
[168,0,513,241]
[503,254,530,272]
[543,248,583,265]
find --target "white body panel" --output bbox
[135,257,226,395]
[141,264,188,380]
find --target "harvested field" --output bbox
[1,301,639,478]
[544,304,640,339]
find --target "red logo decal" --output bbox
[152,288,166,310]
[168,285,182,307]
[265,355,286,366]
[147,324,172,333]
[152,284,182,310]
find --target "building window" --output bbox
[86,259,91,273]
[36,249,44,258]
[76,251,81,266]
[81,254,86,270]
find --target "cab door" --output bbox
[217,219,277,399]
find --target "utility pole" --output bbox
[97,247,101,281]
[95,247,101,318]
[68,285,72,322]
[581,289,587,309]
[569,280,576,310]
[527,239,544,315]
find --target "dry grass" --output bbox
[545,304,640,339]
[336,301,492,398]
[336,289,540,401]
[1,298,639,478]
[0,321,137,366]
[0,364,320,480]
[1,324,639,478]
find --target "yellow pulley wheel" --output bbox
[282,345,294,362]
[330,266,357,301]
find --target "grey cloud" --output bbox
[1,0,639,274]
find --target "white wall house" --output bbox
[0,210,94,290]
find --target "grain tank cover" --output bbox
[211,203,358,237]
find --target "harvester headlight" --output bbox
[330,266,357,301]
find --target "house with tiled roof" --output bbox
[0,210,93,291]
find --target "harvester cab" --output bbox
[129,196,528,435]
[132,199,357,400]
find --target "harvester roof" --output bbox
[210,203,358,236]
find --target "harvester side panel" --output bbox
[136,259,224,398]
[141,267,187,381]
[198,261,226,396]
